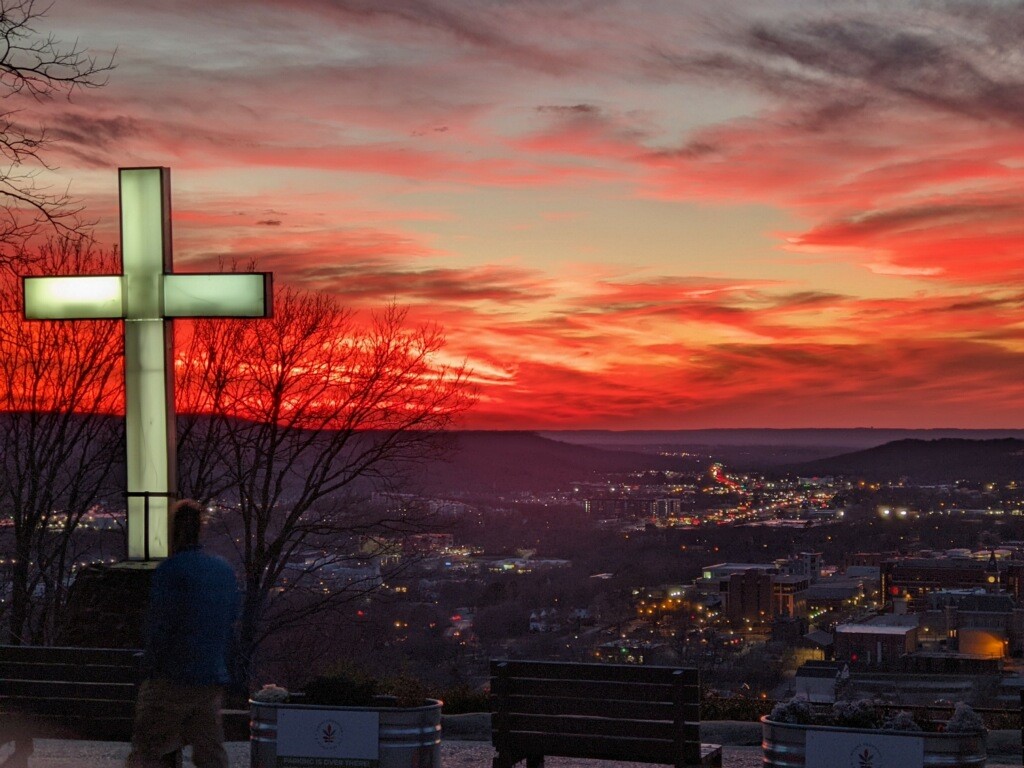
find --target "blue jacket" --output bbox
[145,546,240,686]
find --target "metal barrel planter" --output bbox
[251,698,442,768]
[761,717,987,768]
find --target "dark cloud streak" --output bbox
[657,7,1024,127]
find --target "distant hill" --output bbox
[0,416,706,499]
[540,429,1024,469]
[541,428,1024,449]
[788,438,1024,483]
[413,431,703,494]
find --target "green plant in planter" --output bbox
[769,696,984,734]
[304,669,379,707]
[830,699,882,729]
[768,697,814,724]
[302,664,430,708]
[438,683,490,715]
[881,710,922,732]
[376,673,431,708]
[945,702,985,733]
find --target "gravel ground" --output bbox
[9,733,1019,767]
[439,743,763,768]
[6,739,762,768]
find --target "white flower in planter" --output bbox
[769,697,814,724]
[882,710,922,732]
[252,684,290,703]
[945,702,985,733]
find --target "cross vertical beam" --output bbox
[120,168,175,559]
[23,167,272,560]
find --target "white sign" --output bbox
[276,708,380,768]
[806,730,924,768]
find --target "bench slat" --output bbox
[505,713,693,741]
[0,646,140,666]
[502,677,691,703]
[492,660,698,686]
[497,694,698,722]
[2,712,135,741]
[496,695,670,721]
[0,661,138,684]
[2,679,136,700]
[1,698,136,719]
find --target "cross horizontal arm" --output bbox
[23,275,124,319]
[23,272,273,321]
[163,273,272,318]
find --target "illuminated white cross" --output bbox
[23,167,271,560]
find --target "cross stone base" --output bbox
[57,561,159,648]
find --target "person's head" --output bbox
[172,499,204,553]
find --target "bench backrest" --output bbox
[491,659,701,766]
[0,644,142,741]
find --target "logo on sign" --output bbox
[850,742,880,768]
[316,719,343,750]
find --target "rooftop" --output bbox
[836,614,918,635]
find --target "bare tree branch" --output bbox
[0,0,114,261]
[177,283,473,682]
[0,238,123,643]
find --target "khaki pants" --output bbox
[127,678,228,768]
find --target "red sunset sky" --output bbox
[27,0,1024,430]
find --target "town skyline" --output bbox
[27,0,1024,430]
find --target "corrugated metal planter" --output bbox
[251,698,442,768]
[761,716,987,768]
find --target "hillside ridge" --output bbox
[788,437,1024,483]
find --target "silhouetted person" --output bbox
[127,500,239,768]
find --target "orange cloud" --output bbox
[20,0,1024,428]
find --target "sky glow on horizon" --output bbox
[27,0,1024,430]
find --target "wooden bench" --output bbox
[490,660,722,768]
[0,643,249,767]
[0,644,174,767]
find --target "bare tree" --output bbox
[0,238,122,644]
[176,286,472,682]
[0,0,113,259]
